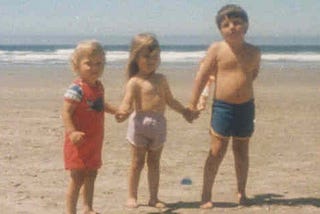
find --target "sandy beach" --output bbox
[1,63,320,214]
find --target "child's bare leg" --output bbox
[232,137,249,204]
[66,170,85,214]
[82,170,98,213]
[127,145,147,208]
[147,147,166,208]
[201,134,229,209]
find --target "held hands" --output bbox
[182,107,200,123]
[69,131,85,145]
[115,110,130,122]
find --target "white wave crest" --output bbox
[0,49,320,65]
[262,53,320,62]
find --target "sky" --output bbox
[0,0,319,44]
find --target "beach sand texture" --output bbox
[1,64,320,213]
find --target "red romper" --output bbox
[63,78,105,170]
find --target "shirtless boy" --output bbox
[188,4,261,208]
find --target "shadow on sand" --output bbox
[147,201,238,214]
[246,193,320,207]
[146,193,320,214]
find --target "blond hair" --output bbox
[126,33,160,79]
[70,40,105,72]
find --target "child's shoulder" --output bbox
[245,42,260,53]
[208,41,224,51]
[67,78,83,91]
[152,73,167,85]
[204,41,224,61]
[126,77,139,87]
[206,41,226,57]
[65,81,83,102]
[244,42,261,60]
[130,73,166,85]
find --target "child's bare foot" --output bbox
[200,201,213,209]
[148,200,166,208]
[126,198,138,208]
[237,193,248,205]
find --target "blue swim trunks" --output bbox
[211,99,255,138]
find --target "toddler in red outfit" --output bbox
[62,40,116,214]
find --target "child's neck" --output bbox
[226,40,246,52]
[81,78,98,86]
[137,71,155,79]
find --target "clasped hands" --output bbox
[115,108,200,123]
[182,107,200,123]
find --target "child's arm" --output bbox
[104,102,117,115]
[62,101,85,145]
[115,80,135,122]
[162,75,186,114]
[189,44,218,110]
[161,75,198,122]
[197,76,214,111]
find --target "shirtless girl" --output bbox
[116,33,193,208]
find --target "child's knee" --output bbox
[209,147,225,159]
[147,158,160,170]
[70,170,85,185]
[147,153,161,165]
[233,150,248,162]
[209,137,228,158]
[86,169,98,178]
[132,158,145,171]
[232,138,249,155]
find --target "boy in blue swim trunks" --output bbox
[188,4,261,208]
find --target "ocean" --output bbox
[0,43,320,67]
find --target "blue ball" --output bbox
[180,177,192,185]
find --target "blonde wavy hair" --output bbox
[70,40,105,72]
[126,33,160,79]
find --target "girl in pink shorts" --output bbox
[127,111,167,151]
[115,33,195,208]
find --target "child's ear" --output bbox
[72,60,79,72]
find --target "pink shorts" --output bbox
[127,111,166,150]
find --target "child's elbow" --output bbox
[106,107,117,115]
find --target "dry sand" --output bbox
[1,64,320,213]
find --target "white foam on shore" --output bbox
[0,49,320,64]
[262,53,320,62]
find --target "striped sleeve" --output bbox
[64,83,83,102]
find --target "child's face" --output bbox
[137,48,160,76]
[219,16,248,43]
[77,53,105,84]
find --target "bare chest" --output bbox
[217,50,255,73]
[138,79,162,96]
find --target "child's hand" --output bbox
[183,108,200,123]
[115,111,130,122]
[69,131,85,145]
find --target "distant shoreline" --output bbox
[1,43,320,66]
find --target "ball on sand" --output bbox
[180,177,192,185]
